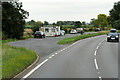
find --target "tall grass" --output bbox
[2,38,37,79]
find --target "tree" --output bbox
[82,21,86,25]
[2,1,29,39]
[109,1,120,29]
[31,21,43,33]
[97,14,108,28]
[91,19,99,27]
[74,21,82,28]
[44,21,49,25]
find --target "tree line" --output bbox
[2,1,120,39]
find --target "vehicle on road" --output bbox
[40,26,61,37]
[76,28,84,34]
[70,29,77,34]
[95,28,101,31]
[107,29,119,42]
[34,31,45,38]
[60,30,65,36]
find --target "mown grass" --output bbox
[57,31,109,44]
[2,38,37,79]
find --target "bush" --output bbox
[2,32,7,40]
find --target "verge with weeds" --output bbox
[2,37,37,79]
[57,31,109,45]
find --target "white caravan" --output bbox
[40,26,61,37]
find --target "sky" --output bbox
[20,0,119,23]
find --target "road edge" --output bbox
[13,53,39,79]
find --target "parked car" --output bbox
[60,30,65,35]
[95,28,101,31]
[70,29,77,34]
[34,31,45,38]
[107,29,119,42]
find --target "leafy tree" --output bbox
[74,21,82,28]
[82,21,86,25]
[97,14,108,28]
[91,19,99,27]
[31,21,43,33]
[44,21,49,25]
[2,1,29,39]
[109,1,120,29]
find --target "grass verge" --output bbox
[2,39,37,79]
[117,30,120,33]
[57,31,109,45]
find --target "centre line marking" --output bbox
[23,59,49,78]
[99,76,102,80]
[94,51,97,56]
[55,53,58,54]
[52,55,55,57]
[96,46,99,50]
[94,59,99,70]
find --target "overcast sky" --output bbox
[20,0,119,23]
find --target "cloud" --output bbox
[21,0,119,23]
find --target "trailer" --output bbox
[40,26,61,37]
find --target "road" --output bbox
[8,33,119,80]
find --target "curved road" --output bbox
[8,33,119,80]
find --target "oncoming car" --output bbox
[34,31,45,38]
[107,29,119,42]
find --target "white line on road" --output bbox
[23,59,49,79]
[94,59,99,70]
[49,56,52,59]
[52,55,55,57]
[94,51,97,56]
[55,53,58,55]
[99,76,102,80]
[96,46,99,50]
[22,35,105,79]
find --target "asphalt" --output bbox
[8,32,119,80]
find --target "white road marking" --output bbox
[99,76,102,80]
[49,56,52,59]
[55,53,58,54]
[94,51,97,56]
[96,46,99,50]
[22,35,105,79]
[93,39,105,80]
[94,59,99,70]
[23,59,49,78]
[52,55,55,57]
[98,43,101,46]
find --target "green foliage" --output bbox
[113,20,120,29]
[109,1,120,29]
[57,32,108,44]
[2,32,7,40]
[91,18,99,27]
[31,21,43,33]
[44,21,49,25]
[2,44,37,78]
[2,1,29,39]
[57,21,74,25]
[74,21,82,28]
[97,14,108,28]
